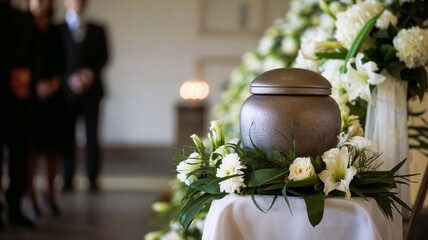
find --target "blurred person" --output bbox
[0,0,38,228]
[27,0,64,217]
[60,0,108,192]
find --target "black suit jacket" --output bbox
[0,2,38,102]
[60,22,108,104]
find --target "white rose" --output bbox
[288,157,315,181]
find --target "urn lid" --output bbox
[250,68,332,95]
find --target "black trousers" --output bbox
[62,100,101,188]
[1,99,30,216]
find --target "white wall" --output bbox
[55,0,288,146]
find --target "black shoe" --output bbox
[8,213,35,229]
[89,182,100,193]
[48,202,61,217]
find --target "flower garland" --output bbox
[176,121,411,229]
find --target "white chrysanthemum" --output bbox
[375,10,398,29]
[176,152,202,186]
[293,50,320,72]
[335,0,384,49]
[262,56,285,72]
[301,27,332,60]
[258,35,275,55]
[343,53,385,103]
[216,153,246,193]
[242,52,262,72]
[393,26,428,68]
[320,60,349,110]
[281,37,299,55]
[319,13,336,30]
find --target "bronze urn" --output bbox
[240,68,341,157]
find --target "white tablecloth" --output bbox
[202,194,402,240]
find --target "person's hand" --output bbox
[10,68,31,100]
[36,79,53,100]
[68,69,94,95]
[68,72,84,94]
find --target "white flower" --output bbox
[300,27,332,60]
[159,230,181,240]
[344,53,386,103]
[319,147,357,199]
[337,132,350,148]
[322,148,340,163]
[281,37,299,55]
[348,136,378,154]
[293,50,320,72]
[190,134,205,154]
[335,0,384,49]
[261,56,285,72]
[208,120,224,149]
[393,26,428,68]
[176,152,202,185]
[216,153,246,193]
[288,157,315,181]
[375,10,398,29]
[144,231,163,240]
[258,35,275,55]
[210,145,231,167]
[242,52,262,72]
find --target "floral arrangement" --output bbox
[145,0,428,239]
[175,121,411,229]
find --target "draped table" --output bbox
[202,194,402,240]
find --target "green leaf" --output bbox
[246,169,287,187]
[282,184,293,215]
[341,10,384,73]
[287,175,321,188]
[302,191,325,227]
[315,51,347,60]
[178,193,225,230]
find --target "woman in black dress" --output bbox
[28,0,64,216]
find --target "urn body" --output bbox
[240,68,341,157]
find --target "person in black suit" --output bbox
[27,0,65,217]
[0,0,38,228]
[60,0,108,192]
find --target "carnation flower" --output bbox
[216,153,246,193]
[375,10,398,29]
[288,157,315,181]
[176,152,202,185]
[348,136,378,154]
[343,53,386,103]
[393,26,428,68]
[319,147,357,199]
[335,0,384,49]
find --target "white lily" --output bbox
[319,147,357,199]
[343,53,385,103]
